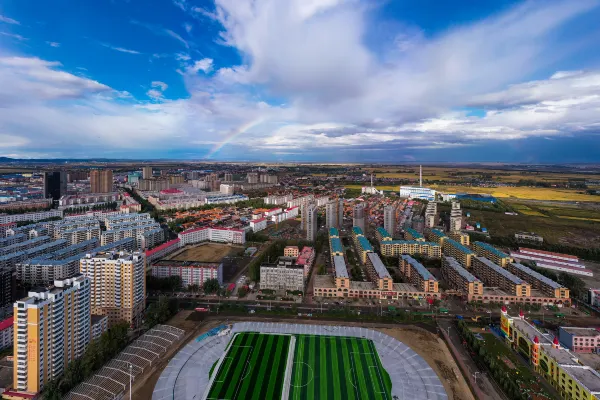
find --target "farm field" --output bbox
[167,243,242,262]
[290,335,392,400]
[429,185,599,202]
[207,332,291,400]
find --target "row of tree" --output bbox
[15,216,62,227]
[0,206,52,214]
[63,201,118,215]
[42,322,130,399]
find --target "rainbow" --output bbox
[204,117,266,159]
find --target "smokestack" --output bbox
[419,165,422,187]
[371,174,373,188]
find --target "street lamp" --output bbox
[473,371,482,385]
[129,363,133,400]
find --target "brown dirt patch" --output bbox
[167,243,242,262]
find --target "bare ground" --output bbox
[134,313,474,400]
[166,243,242,263]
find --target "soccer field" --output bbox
[290,335,392,400]
[207,332,291,400]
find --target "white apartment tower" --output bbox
[325,199,344,229]
[384,205,396,236]
[306,203,318,242]
[450,201,462,232]
[13,275,91,394]
[353,203,365,231]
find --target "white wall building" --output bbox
[178,227,245,245]
[249,218,267,232]
[0,210,63,224]
[400,186,436,201]
[151,262,223,287]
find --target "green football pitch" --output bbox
[206,332,392,400]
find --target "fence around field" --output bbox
[64,324,185,400]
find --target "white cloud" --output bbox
[0,32,26,41]
[0,14,19,25]
[183,58,213,74]
[164,29,189,48]
[99,43,141,54]
[146,89,164,100]
[131,20,190,49]
[152,81,168,91]
[183,23,193,33]
[46,41,60,48]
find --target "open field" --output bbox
[290,335,391,400]
[430,185,599,202]
[208,332,291,400]
[168,243,242,262]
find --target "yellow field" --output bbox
[345,184,398,191]
[429,185,600,202]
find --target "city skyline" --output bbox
[1,0,600,162]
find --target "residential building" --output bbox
[379,240,441,258]
[473,241,511,267]
[365,253,393,291]
[472,256,531,297]
[287,195,315,209]
[507,262,570,300]
[443,238,475,268]
[448,231,470,246]
[500,308,600,400]
[260,258,304,293]
[145,238,181,265]
[80,251,145,328]
[305,203,318,242]
[354,235,373,263]
[399,186,436,201]
[558,327,600,353]
[329,235,344,259]
[43,171,67,201]
[424,202,437,228]
[220,184,235,195]
[404,227,425,242]
[178,227,245,246]
[510,248,592,277]
[138,178,170,191]
[399,255,439,293]
[375,227,392,243]
[60,226,102,245]
[352,203,365,231]
[0,210,63,225]
[284,246,299,257]
[249,217,267,232]
[0,222,16,237]
[151,260,222,288]
[426,228,448,245]
[264,194,293,205]
[142,166,153,179]
[325,199,344,229]
[0,317,13,350]
[515,232,544,243]
[0,270,12,318]
[90,315,108,341]
[89,169,113,193]
[12,275,91,394]
[449,201,462,232]
[0,199,53,213]
[224,173,233,182]
[58,192,118,207]
[383,205,396,236]
[247,172,259,184]
[441,256,483,297]
[296,246,315,277]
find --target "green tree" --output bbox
[203,278,221,294]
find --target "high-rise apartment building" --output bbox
[224,173,233,182]
[449,201,462,232]
[325,199,344,229]
[247,173,259,184]
[142,166,153,179]
[353,203,365,231]
[384,205,396,236]
[13,275,91,394]
[79,251,145,328]
[89,170,113,193]
[43,171,67,201]
[425,202,437,228]
[306,204,318,242]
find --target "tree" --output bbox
[203,278,221,294]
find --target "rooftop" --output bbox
[376,227,391,238]
[329,227,339,237]
[445,238,474,254]
[381,240,440,247]
[352,226,364,236]
[405,228,424,239]
[431,229,447,237]
[560,327,600,337]
[474,241,509,259]
[511,262,564,289]
[333,255,348,278]
[475,257,525,284]
[563,366,600,393]
[357,236,373,251]
[330,237,343,253]
[443,256,480,283]
[519,247,579,261]
[367,252,391,279]
[401,255,436,281]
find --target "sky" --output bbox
[1,0,600,162]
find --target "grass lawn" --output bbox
[480,334,535,382]
[207,332,291,400]
[290,335,392,400]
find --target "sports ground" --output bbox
[206,332,391,400]
[152,322,448,400]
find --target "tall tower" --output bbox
[142,166,153,179]
[384,205,396,236]
[419,165,422,187]
[353,203,365,231]
[306,203,318,242]
[43,171,67,201]
[450,201,462,232]
[326,199,344,229]
[90,169,113,193]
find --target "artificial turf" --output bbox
[207,332,291,400]
[207,332,392,400]
[289,335,392,400]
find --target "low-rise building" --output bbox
[90,314,108,341]
[296,246,315,277]
[558,327,600,353]
[404,227,425,242]
[448,231,470,246]
[379,240,441,258]
[0,209,63,224]
[145,238,181,264]
[284,246,299,257]
[151,260,222,288]
[506,262,569,300]
[473,241,511,267]
[426,228,447,245]
[442,256,483,297]
[399,186,436,201]
[178,226,245,246]
[510,248,592,277]
[260,258,304,293]
[443,238,475,268]
[355,235,374,263]
[515,232,544,243]
[0,316,12,350]
[399,255,439,293]
[472,256,531,297]
[249,217,267,232]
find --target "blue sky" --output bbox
[1,0,600,162]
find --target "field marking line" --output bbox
[349,349,360,400]
[232,348,254,400]
[351,347,389,400]
[214,346,253,384]
[290,362,314,389]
